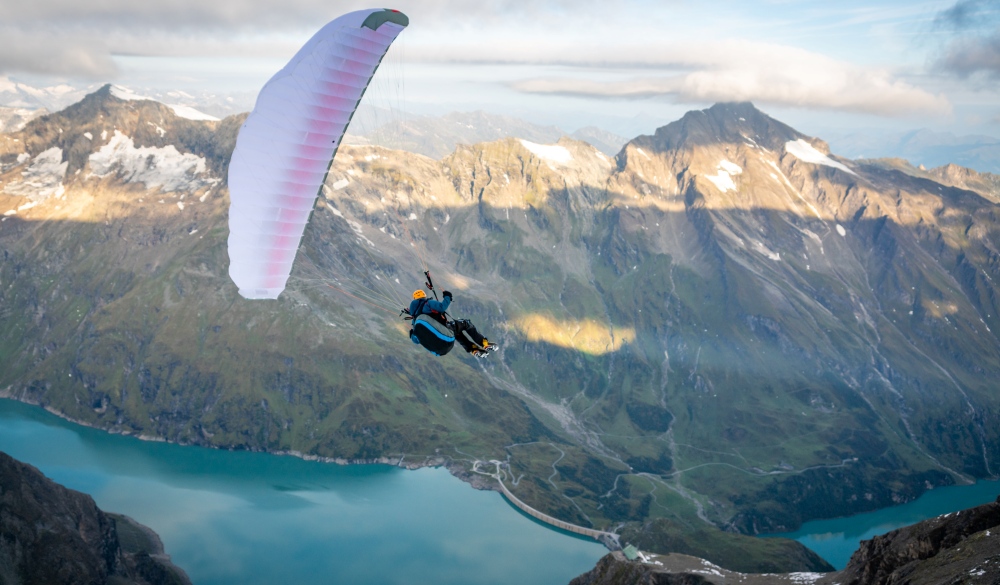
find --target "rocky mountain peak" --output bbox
[56,84,162,123]
[1,85,242,206]
[634,102,805,157]
[6,85,181,165]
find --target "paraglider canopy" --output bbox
[227,8,408,299]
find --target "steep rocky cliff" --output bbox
[833,496,1000,585]
[0,450,189,585]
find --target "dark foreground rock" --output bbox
[832,495,1000,585]
[570,496,1000,585]
[0,450,190,585]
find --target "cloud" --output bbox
[931,0,1000,78]
[0,27,118,78]
[500,41,951,117]
[934,0,1000,30]
[0,0,959,121]
[1,0,615,30]
[0,0,379,76]
[3,0,370,28]
[0,0,622,77]
[939,32,1000,77]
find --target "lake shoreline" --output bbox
[8,394,1000,581]
[4,391,986,562]
[0,395,608,585]
[0,394,508,504]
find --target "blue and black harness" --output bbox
[406,272,455,356]
[409,307,455,356]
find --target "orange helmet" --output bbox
[412,290,426,300]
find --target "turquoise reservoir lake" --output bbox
[0,399,604,585]
[771,478,1000,569]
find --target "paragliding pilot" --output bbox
[402,272,498,358]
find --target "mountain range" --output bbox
[1,86,999,572]
[0,76,254,123]
[345,108,627,157]
[7,76,999,173]
[0,76,629,158]
[0,76,88,111]
[827,128,1000,174]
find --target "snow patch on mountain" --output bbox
[0,77,73,99]
[754,240,781,261]
[109,86,219,122]
[3,147,67,201]
[88,130,216,193]
[520,140,573,165]
[0,76,92,111]
[0,106,45,133]
[718,160,743,175]
[785,139,856,176]
[705,160,743,193]
[167,104,219,122]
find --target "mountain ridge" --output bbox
[569,496,1000,584]
[1,90,998,572]
[346,108,628,158]
[827,127,1000,174]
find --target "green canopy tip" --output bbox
[362,9,409,30]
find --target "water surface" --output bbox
[771,478,1000,569]
[0,399,604,585]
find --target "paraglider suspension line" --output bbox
[325,283,398,316]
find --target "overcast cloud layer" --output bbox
[932,0,1000,78]
[0,0,997,126]
[0,28,118,78]
[425,40,952,116]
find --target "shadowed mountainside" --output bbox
[1,89,999,571]
[0,450,190,585]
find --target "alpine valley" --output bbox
[1,86,999,574]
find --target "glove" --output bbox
[443,290,453,300]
